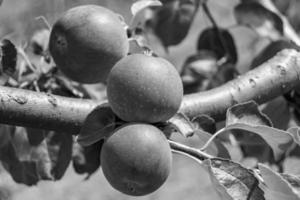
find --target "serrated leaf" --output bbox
[203,158,264,200]
[131,0,162,16]
[225,123,294,160]
[287,127,300,145]
[259,164,300,200]
[77,103,116,146]
[72,140,103,179]
[226,101,272,127]
[234,2,283,40]
[194,130,231,159]
[166,113,194,137]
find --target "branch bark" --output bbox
[0,49,299,133]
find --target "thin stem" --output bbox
[202,2,231,64]
[200,127,225,151]
[171,149,203,164]
[169,140,213,160]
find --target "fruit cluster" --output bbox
[49,5,183,196]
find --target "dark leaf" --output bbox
[77,103,116,146]
[26,128,46,146]
[197,27,238,64]
[192,114,216,134]
[1,39,17,76]
[251,40,300,69]
[151,0,200,47]
[203,158,264,200]
[0,142,39,186]
[0,125,13,148]
[261,97,291,130]
[72,140,103,179]
[259,164,300,199]
[234,2,283,40]
[46,131,73,180]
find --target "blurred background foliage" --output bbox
[0,0,298,200]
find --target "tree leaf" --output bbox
[259,164,300,200]
[251,40,300,69]
[0,39,17,76]
[194,130,231,159]
[197,27,238,64]
[225,123,294,160]
[72,140,103,179]
[165,113,195,137]
[46,131,73,180]
[287,127,300,145]
[0,142,39,186]
[192,114,216,134]
[281,173,300,196]
[151,0,200,47]
[131,0,162,16]
[26,128,46,146]
[203,158,264,200]
[77,103,116,146]
[234,1,283,40]
[226,101,272,127]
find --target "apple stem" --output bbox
[168,140,213,160]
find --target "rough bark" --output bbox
[0,49,299,133]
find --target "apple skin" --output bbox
[49,5,129,83]
[107,54,183,123]
[101,123,172,196]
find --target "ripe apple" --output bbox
[49,5,129,83]
[101,123,172,196]
[106,54,183,123]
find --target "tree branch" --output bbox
[0,49,299,133]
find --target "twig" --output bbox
[169,140,213,160]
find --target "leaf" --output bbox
[259,164,300,200]
[203,158,264,200]
[197,27,238,64]
[225,123,294,160]
[0,39,17,85]
[281,173,300,196]
[151,0,200,47]
[192,114,216,134]
[131,0,162,16]
[226,101,272,127]
[72,140,103,179]
[287,127,300,145]
[234,2,283,40]
[26,128,46,146]
[251,40,300,69]
[194,130,231,159]
[77,103,116,146]
[0,125,13,148]
[0,142,39,186]
[165,113,195,137]
[46,131,73,180]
